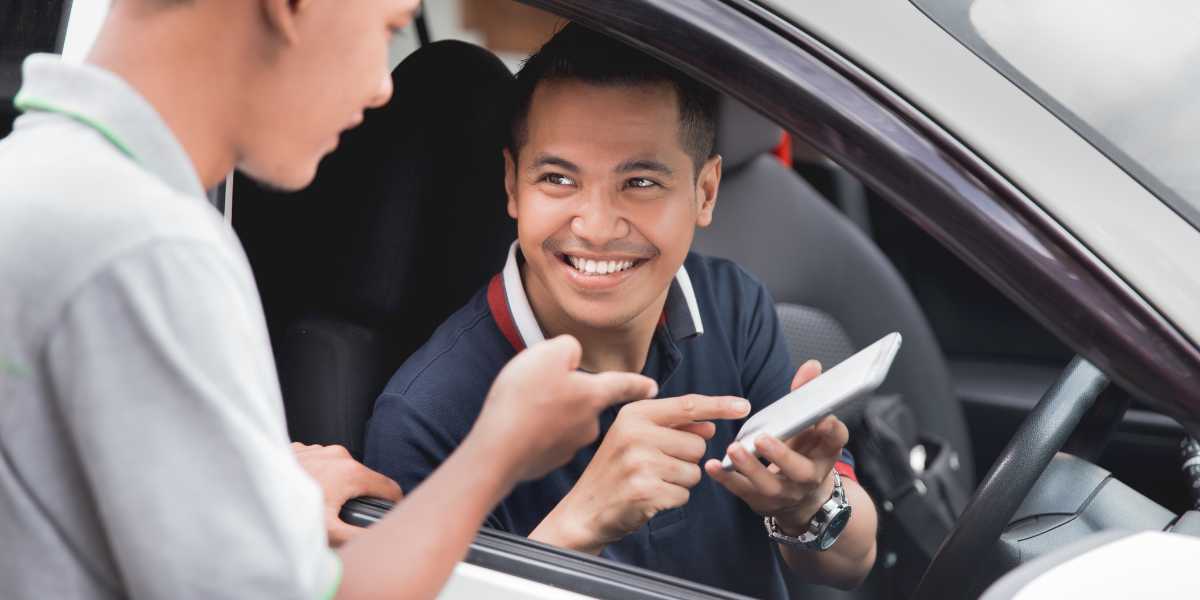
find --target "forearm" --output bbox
[334,437,516,600]
[779,479,878,589]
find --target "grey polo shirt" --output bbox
[0,55,339,599]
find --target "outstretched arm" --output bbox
[333,335,658,600]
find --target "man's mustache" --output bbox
[543,237,660,259]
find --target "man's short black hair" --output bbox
[508,22,719,175]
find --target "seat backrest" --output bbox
[693,99,975,487]
[234,41,515,456]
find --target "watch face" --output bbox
[818,507,853,550]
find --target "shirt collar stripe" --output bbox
[490,242,704,350]
[671,266,705,337]
[487,274,525,352]
[501,243,546,348]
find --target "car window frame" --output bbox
[450,0,1200,590]
[908,0,1200,233]
[515,0,1200,437]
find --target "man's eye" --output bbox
[541,173,576,186]
[626,177,659,189]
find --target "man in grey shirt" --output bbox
[0,1,657,598]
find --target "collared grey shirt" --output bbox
[0,55,339,599]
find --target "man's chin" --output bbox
[237,158,319,194]
[558,300,645,333]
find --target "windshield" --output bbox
[912,0,1200,230]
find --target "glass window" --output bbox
[913,0,1200,230]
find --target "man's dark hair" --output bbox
[508,22,719,175]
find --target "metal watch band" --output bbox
[764,469,849,550]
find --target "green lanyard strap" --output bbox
[13,93,138,161]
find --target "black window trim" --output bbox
[341,498,752,600]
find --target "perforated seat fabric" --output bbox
[234,41,515,456]
[693,99,974,489]
[775,303,856,369]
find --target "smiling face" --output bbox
[505,79,721,333]
[237,0,420,190]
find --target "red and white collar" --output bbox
[488,242,704,351]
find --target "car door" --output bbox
[764,0,1194,512]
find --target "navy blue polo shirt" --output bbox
[365,243,855,600]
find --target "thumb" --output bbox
[327,516,365,548]
[791,359,822,391]
[577,370,658,410]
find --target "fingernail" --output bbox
[733,399,751,413]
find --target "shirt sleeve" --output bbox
[738,271,856,478]
[44,240,339,600]
[365,390,461,496]
[365,353,513,531]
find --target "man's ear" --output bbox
[695,154,722,228]
[503,148,519,220]
[261,0,310,45]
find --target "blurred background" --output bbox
[0,0,566,138]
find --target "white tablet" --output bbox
[721,332,902,471]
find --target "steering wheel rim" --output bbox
[912,356,1109,600]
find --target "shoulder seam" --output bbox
[391,307,498,398]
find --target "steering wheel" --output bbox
[912,356,1110,600]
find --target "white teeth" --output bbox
[566,256,638,275]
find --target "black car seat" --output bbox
[693,98,977,599]
[233,41,515,457]
[694,98,976,487]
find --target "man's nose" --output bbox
[571,193,631,244]
[367,72,394,109]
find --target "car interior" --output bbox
[7,0,1195,598]
[226,3,1194,597]
[226,1,1195,597]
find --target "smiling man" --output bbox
[365,23,878,598]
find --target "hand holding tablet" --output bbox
[721,333,902,470]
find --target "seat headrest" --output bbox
[310,41,515,326]
[714,97,783,173]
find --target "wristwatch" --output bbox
[764,469,852,551]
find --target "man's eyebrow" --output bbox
[529,154,580,173]
[615,159,674,176]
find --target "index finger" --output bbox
[639,395,752,426]
[573,371,659,410]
